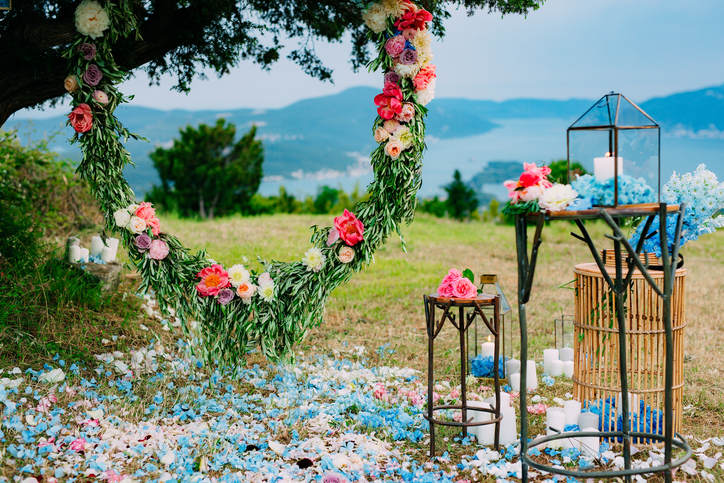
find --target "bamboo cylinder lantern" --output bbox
[573,251,686,441]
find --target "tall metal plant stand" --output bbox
[424,293,502,457]
[514,203,693,483]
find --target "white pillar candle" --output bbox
[499,391,511,409]
[579,427,601,458]
[509,373,521,392]
[578,411,599,431]
[467,401,487,443]
[481,339,495,359]
[563,360,575,378]
[107,238,120,261]
[506,359,520,377]
[564,400,582,426]
[559,347,574,362]
[101,246,114,263]
[90,236,104,257]
[78,247,90,263]
[499,404,517,445]
[616,392,640,417]
[543,349,559,375]
[550,360,564,377]
[593,155,623,181]
[68,246,81,263]
[546,407,566,449]
[470,401,494,445]
[526,360,538,390]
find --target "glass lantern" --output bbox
[567,93,660,207]
[554,314,574,350]
[467,274,512,378]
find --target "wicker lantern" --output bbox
[567,93,660,207]
[467,274,512,377]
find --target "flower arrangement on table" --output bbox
[63,0,436,365]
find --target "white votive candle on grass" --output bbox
[78,247,90,263]
[499,404,517,445]
[593,154,623,180]
[526,360,538,390]
[107,237,120,261]
[564,400,582,426]
[543,349,559,375]
[506,359,520,378]
[90,236,104,257]
[101,246,114,263]
[563,360,575,378]
[68,246,81,263]
[579,427,601,458]
[550,360,564,377]
[470,401,494,445]
[509,373,521,392]
[559,347,574,362]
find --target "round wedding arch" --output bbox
[66,0,436,364]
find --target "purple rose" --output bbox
[83,64,103,86]
[217,288,235,306]
[384,71,400,86]
[398,49,418,65]
[79,43,97,60]
[322,473,348,483]
[135,233,152,252]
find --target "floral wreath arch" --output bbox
[66,0,436,364]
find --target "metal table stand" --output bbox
[424,293,503,457]
[514,202,693,483]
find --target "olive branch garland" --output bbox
[66,0,431,365]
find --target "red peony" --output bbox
[68,103,93,133]
[394,7,433,31]
[196,264,230,297]
[334,209,364,246]
[373,82,404,120]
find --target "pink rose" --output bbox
[338,246,355,264]
[374,126,389,143]
[384,35,406,58]
[413,64,436,91]
[196,264,230,297]
[146,216,161,236]
[148,239,169,260]
[236,281,256,303]
[334,209,364,246]
[384,139,403,160]
[395,102,415,123]
[436,281,454,297]
[83,64,103,87]
[135,202,156,221]
[436,268,462,297]
[383,119,400,134]
[402,28,417,40]
[92,90,109,105]
[68,103,93,133]
[452,277,478,299]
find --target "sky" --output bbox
[12,0,724,119]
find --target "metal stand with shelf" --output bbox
[514,202,692,483]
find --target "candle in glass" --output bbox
[481,335,495,359]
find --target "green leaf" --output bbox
[463,268,475,284]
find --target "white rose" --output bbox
[75,0,110,39]
[113,209,131,228]
[127,203,140,213]
[128,216,147,234]
[520,184,545,203]
[338,246,355,264]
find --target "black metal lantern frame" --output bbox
[567,93,661,208]
[466,274,512,378]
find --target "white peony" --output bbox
[391,126,414,150]
[362,3,389,34]
[227,264,251,288]
[75,0,110,39]
[381,0,406,17]
[302,247,326,273]
[412,30,434,66]
[416,78,436,106]
[258,282,275,302]
[127,216,147,234]
[538,184,579,212]
[519,184,544,202]
[113,209,131,228]
[394,61,421,79]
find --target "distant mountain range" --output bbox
[5,83,723,197]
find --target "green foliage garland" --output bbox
[66,0,432,365]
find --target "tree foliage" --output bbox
[443,169,479,220]
[547,158,587,184]
[0,0,544,125]
[147,119,263,219]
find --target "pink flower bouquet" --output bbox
[436,268,478,299]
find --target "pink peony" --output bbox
[327,227,340,246]
[92,90,109,105]
[394,6,433,31]
[383,119,400,134]
[413,64,436,91]
[148,239,169,260]
[519,162,553,189]
[385,35,406,58]
[146,216,161,236]
[452,277,478,299]
[402,28,417,40]
[68,103,93,133]
[395,102,415,123]
[196,264,230,296]
[334,209,364,246]
[373,82,404,120]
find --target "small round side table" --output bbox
[423,293,503,457]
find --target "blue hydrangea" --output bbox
[470,355,508,379]
[572,174,656,206]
